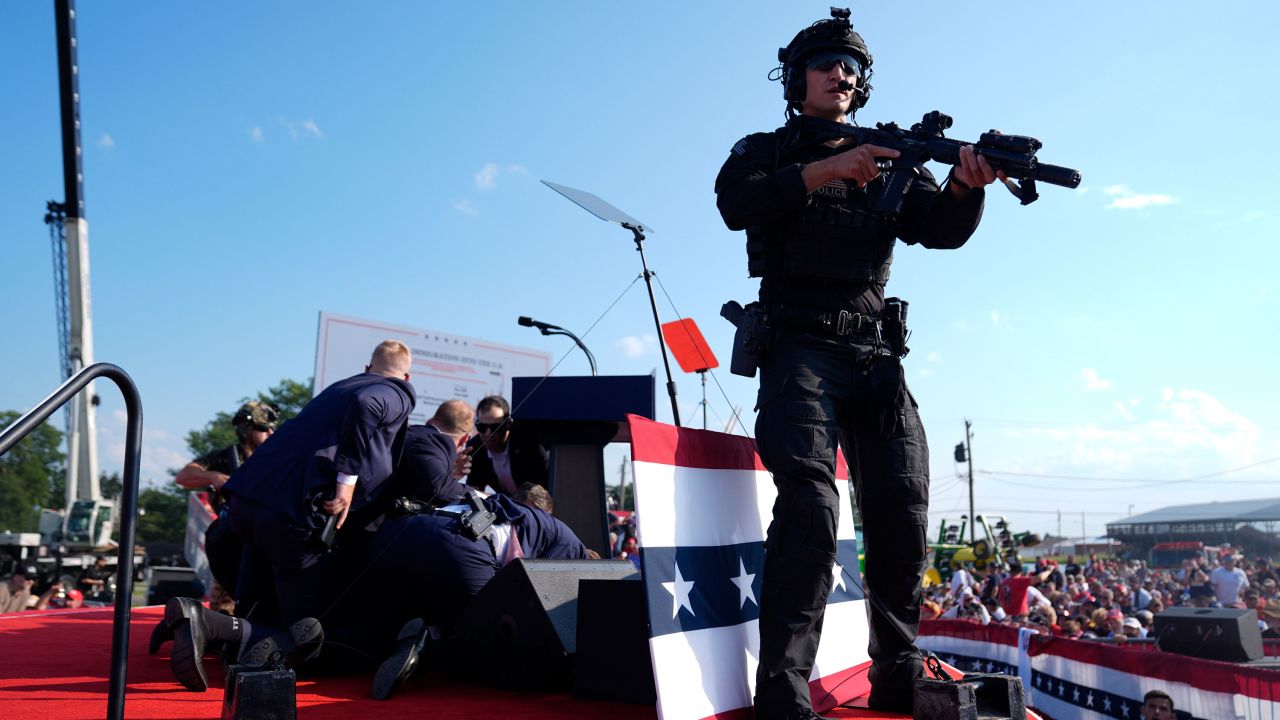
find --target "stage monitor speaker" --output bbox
[574,577,655,704]
[145,566,201,607]
[1154,606,1263,662]
[452,558,639,691]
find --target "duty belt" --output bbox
[771,305,881,338]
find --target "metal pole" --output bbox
[627,224,681,426]
[0,363,142,720]
[700,370,708,430]
[965,419,974,543]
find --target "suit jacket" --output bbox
[225,372,416,524]
[389,424,468,505]
[465,425,550,495]
[367,494,589,628]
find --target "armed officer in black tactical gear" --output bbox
[715,9,1004,717]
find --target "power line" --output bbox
[976,454,1280,487]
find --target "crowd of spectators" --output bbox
[923,550,1280,643]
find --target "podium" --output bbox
[512,375,655,556]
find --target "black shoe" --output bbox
[242,618,325,668]
[372,618,428,700]
[149,597,201,654]
[865,688,913,713]
[866,657,923,714]
[169,601,211,691]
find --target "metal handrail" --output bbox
[0,363,142,720]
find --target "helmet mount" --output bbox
[776,7,874,118]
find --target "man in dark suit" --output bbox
[166,340,417,691]
[465,395,549,496]
[365,492,591,699]
[391,399,473,506]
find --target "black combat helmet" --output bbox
[776,7,874,116]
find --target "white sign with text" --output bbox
[313,312,552,424]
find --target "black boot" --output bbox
[372,618,429,700]
[865,657,923,714]
[149,596,201,655]
[169,601,213,691]
[241,617,325,668]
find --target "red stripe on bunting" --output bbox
[1028,633,1280,699]
[626,415,850,480]
[920,619,1022,647]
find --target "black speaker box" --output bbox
[573,577,655,704]
[1154,606,1263,662]
[145,566,202,607]
[452,558,638,691]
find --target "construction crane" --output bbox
[42,0,110,552]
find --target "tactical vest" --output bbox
[745,129,896,286]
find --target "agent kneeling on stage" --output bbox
[715,9,1004,717]
[163,340,417,691]
[364,488,591,700]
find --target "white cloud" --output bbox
[1103,184,1175,210]
[508,164,529,175]
[1113,400,1133,421]
[927,351,941,364]
[100,410,190,487]
[1080,368,1113,391]
[249,126,264,142]
[1000,387,1262,476]
[990,311,1002,326]
[616,334,658,358]
[452,199,478,215]
[475,163,500,190]
[300,119,323,139]
[97,133,115,149]
[278,117,324,141]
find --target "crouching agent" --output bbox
[160,341,417,692]
[364,489,590,700]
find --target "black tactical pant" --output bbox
[752,332,930,719]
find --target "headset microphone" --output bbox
[837,80,856,92]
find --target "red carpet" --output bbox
[0,606,970,719]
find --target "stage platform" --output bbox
[0,606,942,719]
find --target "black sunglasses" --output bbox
[475,421,507,434]
[806,52,863,78]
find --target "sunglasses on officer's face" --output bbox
[475,421,506,434]
[806,52,863,78]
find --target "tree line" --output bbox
[0,379,311,545]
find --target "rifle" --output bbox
[803,111,1081,208]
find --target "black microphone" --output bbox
[837,80,856,92]
[517,316,558,332]
[517,316,599,376]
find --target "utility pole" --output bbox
[953,422,976,542]
[1081,511,1086,543]
[618,454,629,510]
[963,419,975,542]
[1057,510,1062,539]
[53,0,100,507]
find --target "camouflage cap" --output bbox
[232,400,279,431]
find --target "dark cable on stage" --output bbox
[518,316,598,376]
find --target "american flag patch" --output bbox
[731,137,751,156]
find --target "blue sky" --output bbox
[2,3,1277,541]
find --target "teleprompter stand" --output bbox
[542,180,682,426]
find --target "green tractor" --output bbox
[923,515,1041,588]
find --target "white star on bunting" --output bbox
[831,561,846,592]
[730,558,757,609]
[663,563,696,619]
